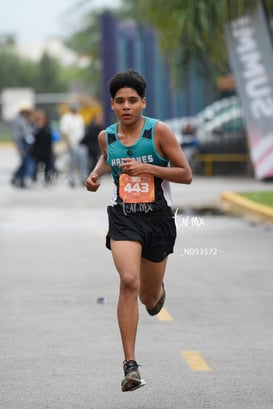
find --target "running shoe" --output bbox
[146,283,166,316]
[121,360,145,392]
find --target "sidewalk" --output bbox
[221,190,273,223]
[170,168,273,225]
[171,174,271,209]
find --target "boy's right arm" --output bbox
[85,130,111,192]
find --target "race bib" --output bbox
[119,174,155,203]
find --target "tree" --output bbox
[64,7,102,96]
[36,53,67,93]
[0,48,71,94]
[0,33,16,47]
[64,3,123,97]
[121,0,273,79]
[0,50,38,91]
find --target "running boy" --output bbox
[85,69,192,392]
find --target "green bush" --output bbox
[0,131,12,142]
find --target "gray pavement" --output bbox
[1,147,273,409]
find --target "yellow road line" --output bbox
[182,351,211,371]
[157,307,173,321]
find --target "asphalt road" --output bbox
[1,147,273,409]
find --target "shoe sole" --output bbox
[121,377,146,392]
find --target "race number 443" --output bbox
[119,174,155,203]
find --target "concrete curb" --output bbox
[0,141,13,149]
[221,191,273,223]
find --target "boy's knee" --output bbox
[120,273,139,292]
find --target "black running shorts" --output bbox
[106,205,177,262]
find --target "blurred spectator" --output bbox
[11,102,35,188]
[59,103,88,187]
[80,114,103,171]
[181,123,200,170]
[31,110,55,185]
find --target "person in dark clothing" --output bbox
[80,115,103,172]
[31,110,55,184]
[181,123,200,171]
[11,103,35,188]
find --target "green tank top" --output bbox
[106,116,172,210]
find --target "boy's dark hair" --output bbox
[108,69,146,99]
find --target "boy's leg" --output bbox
[139,257,168,310]
[110,239,142,361]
